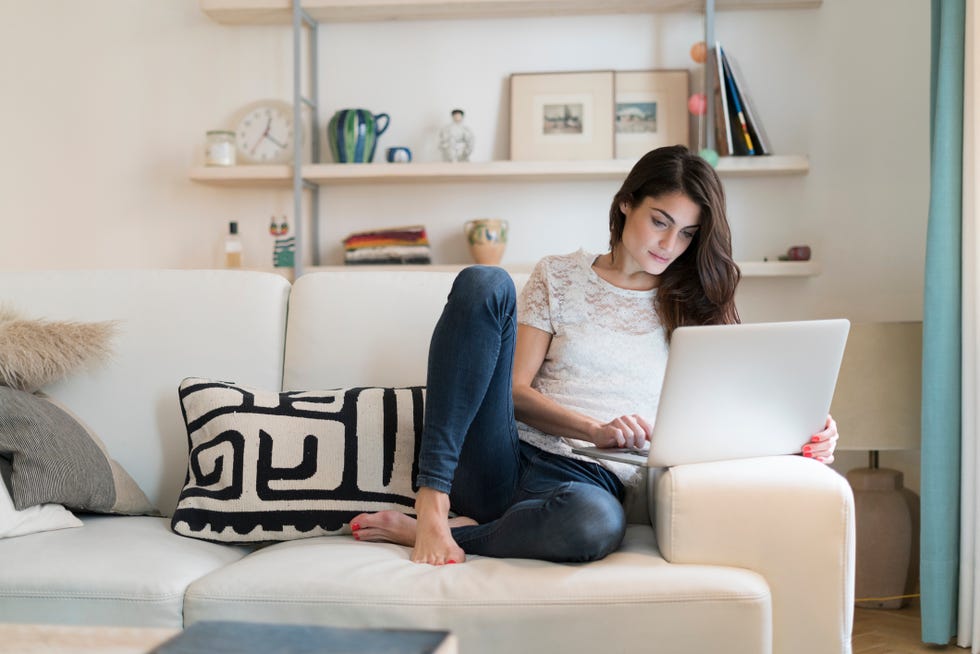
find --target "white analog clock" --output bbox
[233,100,297,165]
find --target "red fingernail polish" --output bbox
[353,533,360,540]
[351,522,360,531]
[811,436,821,443]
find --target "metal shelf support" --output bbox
[292,0,320,275]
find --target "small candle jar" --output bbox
[205,130,236,166]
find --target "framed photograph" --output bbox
[510,71,615,161]
[614,70,690,159]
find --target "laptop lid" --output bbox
[573,319,849,468]
[647,318,849,467]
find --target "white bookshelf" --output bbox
[197,0,820,275]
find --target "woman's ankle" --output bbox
[415,487,451,519]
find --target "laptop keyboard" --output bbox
[610,447,650,455]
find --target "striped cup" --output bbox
[327,109,390,163]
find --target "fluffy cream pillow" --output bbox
[0,306,118,392]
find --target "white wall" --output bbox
[0,0,930,487]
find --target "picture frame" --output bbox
[510,71,615,161]
[614,69,690,159]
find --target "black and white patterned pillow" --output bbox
[171,378,424,543]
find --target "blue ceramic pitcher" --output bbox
[327,109,390,163]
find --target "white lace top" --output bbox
[516,249,670,485]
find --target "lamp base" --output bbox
[846,466,915,609]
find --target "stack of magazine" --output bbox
[712,42,770,156]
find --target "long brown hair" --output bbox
[609,145,740,339]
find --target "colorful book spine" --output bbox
[721,47,755,155]
[724,50,770,155]
[714,42,734,156]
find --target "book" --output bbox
[151,621,457,654]
[720,45,755,155]
[713,42,734,156]
[724,49,771,155]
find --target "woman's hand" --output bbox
[802,414,839,464]
[590,414,653,449]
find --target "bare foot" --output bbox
[349,489,475,566]
[412,488,469,565]
[350,510,418,547]
[350,511,476,547]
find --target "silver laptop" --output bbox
[572,319,850,468]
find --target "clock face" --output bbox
[234,101,295,164]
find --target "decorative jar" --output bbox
[205,130,236,166]
[464,218,508,265]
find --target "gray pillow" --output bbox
[0,386,157,515]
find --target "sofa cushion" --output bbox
[184,525,772,654]
[172,378,423,543]
[0,270,292,517]
[0,387,157,515]
[0,515,249,628]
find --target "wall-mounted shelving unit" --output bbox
[195,0,821,276]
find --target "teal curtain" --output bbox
[922,0,965,644]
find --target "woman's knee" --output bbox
[450,266,515,311]
[550,484,626,562]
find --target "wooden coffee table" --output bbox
[0,623,179,653]
[0,621,458,654]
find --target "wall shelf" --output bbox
[201,0,820,25]
[296,260,820,277]
[189,155,809,187]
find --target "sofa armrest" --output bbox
[652,456,855,654]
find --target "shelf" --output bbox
[738,260,820,277]
[189,165,294,187]
[304,260,820,277]
[189,155,809,187]
[201,0,821,25]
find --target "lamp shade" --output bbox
[831,321,922,452]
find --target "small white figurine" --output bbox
[439,109,474,162]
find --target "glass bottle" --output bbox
[225,221,243,268]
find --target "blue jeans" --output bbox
[415,266,626,563]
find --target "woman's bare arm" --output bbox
[512,324,650,448]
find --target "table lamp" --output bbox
[831,321,922,610]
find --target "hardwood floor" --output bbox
[853,600,955,653]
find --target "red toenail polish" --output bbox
[447,560,456,564]
[353,533,360,540]
[351,522,360,531]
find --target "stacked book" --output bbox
[712,42,770,156]
[342,224,431,265]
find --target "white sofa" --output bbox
[0,269,855,654]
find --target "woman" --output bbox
[350,145,839,565]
